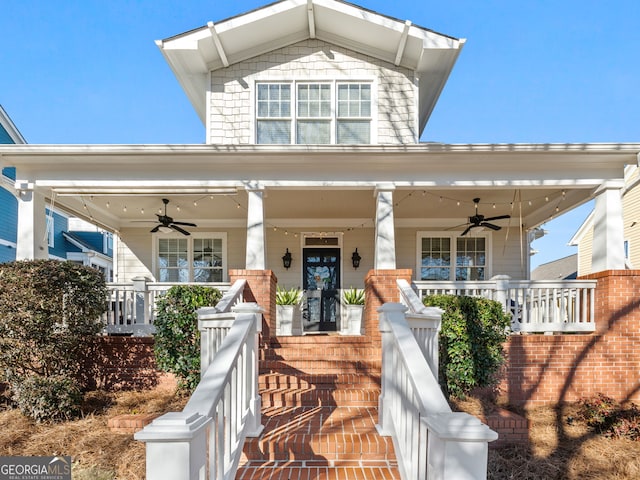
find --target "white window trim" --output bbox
[152,232,228,283]
[254,77,377,145]
[46,216,54,248]
[416,231,493,281]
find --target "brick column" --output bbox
[229,269,277,342]
[364,269,412,343]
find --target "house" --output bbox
[570,165,640,276]
[1,0,639,397]
[1,105,113,274]
[3,1,640,477]
[531,254,577,280]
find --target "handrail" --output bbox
[135,302,263,480]
[378,303,497,480]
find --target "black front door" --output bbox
[302,248,340,332]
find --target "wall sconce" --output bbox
[351,248,361,269]
[282,248,292,269]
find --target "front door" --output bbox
[303,248,340,332]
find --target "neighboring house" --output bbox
[0,105,113,274]
[531,254,577,281]
[0,0,638,332]
[571,165,640,276]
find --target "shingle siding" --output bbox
[208,39,416,145]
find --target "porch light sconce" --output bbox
[351,248,361,269]
[282,249,292,269]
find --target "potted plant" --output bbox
[275,286,303,336]
[342,287,365,335]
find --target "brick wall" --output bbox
[501,270,640,407]
[80,336,175,391]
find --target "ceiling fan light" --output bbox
[158,226,173,233]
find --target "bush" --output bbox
[11,374,83,422]
[578,394,640,441]
[153,285,222,392]
[423,294,511,398]
[0,260,107,421]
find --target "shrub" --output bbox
[11,374,83,422]
[153,285,222,392]
[0,260,107,421]
[578,393,640,441]
[423,294,511,398]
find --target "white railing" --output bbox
[414,276,597,333]
[378,303,497,480]
[104,278,235,336]
[135,302,263,480]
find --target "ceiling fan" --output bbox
[150,198,197,236]
[460,198,511,236]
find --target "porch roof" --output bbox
[1,142,638,234]
[155,0,465,134]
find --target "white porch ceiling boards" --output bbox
[156,0,465,134]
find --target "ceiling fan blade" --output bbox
[170,224,191,236]
[446,222,470,231]
[483,214,510,222]
[171,221,198,227]
[150,225,161,233]
[482,222,502,231]
[461,225,474,236]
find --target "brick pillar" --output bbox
[364,269,412,344]
[229,269,277,343]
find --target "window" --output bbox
[418,233,489,281]
[337,83,371,144]
[256,83,291,144]
[297,83,331,144]
[156,234,226,283]
[47,216,54,248]
[256,81,372,145]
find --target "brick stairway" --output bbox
[237,335,400,480]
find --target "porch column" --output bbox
[592,181,625,272]
[245,184,266,270]
[15,181,48,260]
[374,184,396,269]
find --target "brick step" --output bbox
[242,407,394,463]
[260,359,381,375]
[260,346,381,361]
[261,388,380,408]
[259,373,380,390]
[236,462,400,480]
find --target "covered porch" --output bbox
[1,143,637,336]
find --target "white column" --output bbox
[374,185,396,269]
[245,185,266,270]
[16,181,48,260]
[592,181,625,272]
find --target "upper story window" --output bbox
[256,81,372,145]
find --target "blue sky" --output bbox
[2,0,639,269]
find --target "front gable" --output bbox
[209,39,417,144]
[157,0,464,140]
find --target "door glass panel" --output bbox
[303,248,340,331]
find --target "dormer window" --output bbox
[256,81,372,145]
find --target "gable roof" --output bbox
[531,254,577,280]
[156,0,465,135]
[0,105,26,145]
